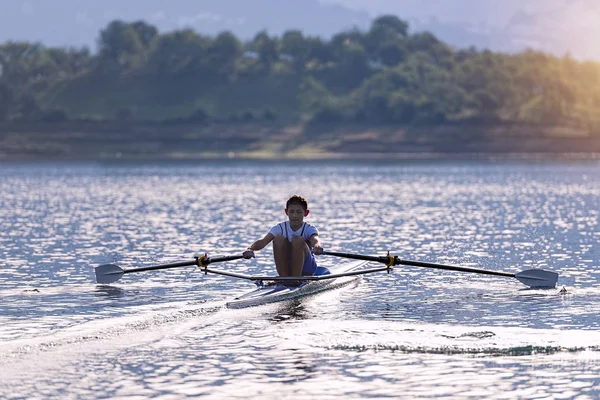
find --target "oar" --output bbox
[95,254,245,284]
[323,251,558,288]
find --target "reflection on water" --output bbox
[1,161,600,398]
[266,301,312,322]
[94,285,127,298]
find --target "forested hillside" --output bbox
[1,15,599,133]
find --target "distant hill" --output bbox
[0,0,370,48]
[327,0,600,60]
[2,0,600,59]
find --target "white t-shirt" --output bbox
[269,221,318,246]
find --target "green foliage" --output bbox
[0,16,599,132]
[97,20,146,71]
[210,31,242,77]
[371,15,409,39]
[311,106,344,124]
[15,94,41,120]
[147,29,212,77]
[378,40,407,67]
[280,30,309,72]
[298,77,334,113]
[251,31,278,74]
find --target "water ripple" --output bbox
[1,161,600,398]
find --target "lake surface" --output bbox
[1,160,600,399]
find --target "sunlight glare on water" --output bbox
[1,161,600,399]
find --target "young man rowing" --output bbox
[243,195,323,277]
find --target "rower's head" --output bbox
[285,194,310,221]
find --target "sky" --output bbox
[1,0,599,60]
[0,0,370,48]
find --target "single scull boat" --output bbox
[226,260,369,308]
[94,251,559,308]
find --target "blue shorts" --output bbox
[302,251,317,276]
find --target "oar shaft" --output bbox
[123,260,198,274]
[96,254,246,284]
[396,258,515,278]
[324,251,516,278]
[123,255,245,274]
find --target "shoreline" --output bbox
[2,120,600,162]
[3,152,600,164]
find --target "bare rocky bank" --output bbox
[1,121,599,161]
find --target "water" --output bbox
[1,161,600,399]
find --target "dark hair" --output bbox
[286,194,308,210]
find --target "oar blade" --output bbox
[515,269,558,288]
[95,264,125,284]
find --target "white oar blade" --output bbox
[515,269,558,288]
[95,264,125,284]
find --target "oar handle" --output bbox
[323,251,388,263]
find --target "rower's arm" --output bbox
[247,233,275,252]
[310,234,323,255]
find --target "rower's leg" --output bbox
[290,236,309,276]
[273,235,290,276]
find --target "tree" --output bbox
[305,37,334,65]
[298,76,334,112]
[0,42,44,87]
[378,40,407,67]
[68,47,92,75]
[371,15,409,38]
[148,29,210,76]
[0,82,14,120]
[1,20,599,129]
[471,89,501,118]
[331,29,365,60]
[130,21,158,48]
[209,31,242,77]
[280,30,309,71]
[362,15,408,61]
[310,104,345,124]
[388,91,417,122]
[334,41,371,90]
[16,94,40,120]
[251,31,278,73]
[406,32,454,68]
[97,20,145,70]
[352,68,413,122]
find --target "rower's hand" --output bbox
[312,245,323,256]
[243,249,255,259]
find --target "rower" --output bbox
[243,195,324,277]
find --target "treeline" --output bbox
[1,15,600,131]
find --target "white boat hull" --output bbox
[226,260,369,309]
